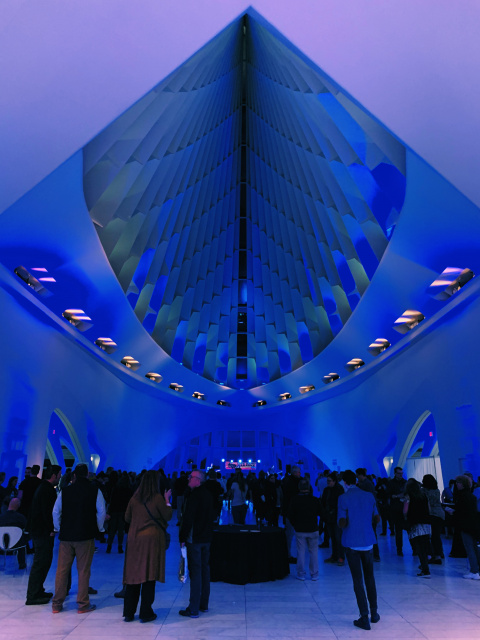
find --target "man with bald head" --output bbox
[0,497,27,569]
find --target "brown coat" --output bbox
[123,493,172,584]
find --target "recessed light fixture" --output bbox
[345,358,365,372]
[94,337,118,354]
[427,267,474,300]
[169,382,184,392]
[299,385,315,394]
[323,372,340,384]
[145,372,162,382]
[62,309,93,332]
[278,392,292,401]
[192,391,205,400]
[393,310,425,334]
[368,339,391,356]
[252,399,267,407]
[217,399,230,407]
[14,265,52,296]
[120,356,141,371]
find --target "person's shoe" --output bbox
[337,558,345,566]
[324,557,336,563]
[428,558,442,564]
[417,572,431,578]
[88,587,98,594]
[353,616,371,630]
[78,604,97,613]
[52,606,63,614]
[296,576,305,581]
[26,597,51,605]
[42,591,53,598]
[179,608,199,618]
[288,557,297,564]
[311,576,319,581]
[106,545,112,554]
[140,613,157,623]
[200,608,209,613]
[114,588,126,598]
[397,550,403,557]
[124,615,134,622]
[463,572,480,580]
[118,547,124,554]
[371,613,380,623]
[319,542,330,548]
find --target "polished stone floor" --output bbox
[1,507,480,639]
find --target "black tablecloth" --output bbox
[210,524,290,584]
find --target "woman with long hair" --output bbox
[122,470,172,622]
[403,478,431,577]
[421,474,445,564]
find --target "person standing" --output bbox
[51,463,106,614]
[179,470,214,618]
[338,470,380,631]
[282,465,302,562]
[25,465,62,604]
[289,478,320,581]
[122,470,172,622]
[387,466,407,556]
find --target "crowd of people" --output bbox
[1,462,480,631]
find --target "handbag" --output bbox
[144,502,171,549]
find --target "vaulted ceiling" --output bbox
[84,13,405,390]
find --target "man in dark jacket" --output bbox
[178,470,214,618]
[25,465,62,605]
[51,464,106,614]
[289,479,320,580]
[282,465,302,562]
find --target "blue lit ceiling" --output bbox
[83,13,406,390]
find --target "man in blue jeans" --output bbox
[178,470,214,618]
[338,470,380,631]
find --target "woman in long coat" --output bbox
[123,470,172,622]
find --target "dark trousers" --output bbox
[391,505,405,551]
[429,516,444,558]
[26,535,54,600]
[107,512,125,549]
[345,547,378,618]
[124,581,155,619]
[232,504,247,525]
[412,534,430,573]
[327,522,344,561]
[186,542,210,615]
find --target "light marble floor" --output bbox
[1,509,480,640]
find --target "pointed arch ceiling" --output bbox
[83,12,406,390]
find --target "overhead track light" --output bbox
[94,337,118,354]
[169,382,184,392]
[120,356,141,371]
[299,385,315,394]
[62,309,93,332]
[345,359,365,372]
[145,372,162,382]
[278,392,292,401]
[252,400,267,407]
[192,391,206,400]
[368,339,391,356]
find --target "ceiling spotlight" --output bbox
[323,372,340,384]
[278,392,292,401]
[252,399,267,407]
[14,265,53,296]
[62,309,93,332]
[192,391,205,400]
[427,267,474,300]
[120,356,141,371]
[299,385,315,394]
[217,399,230,407]
[393,310,425,334]
[345,358,365,372]
[169,382,184,392]
[145,372,162,382]
[368,339,391,356]
[95,337,118,354]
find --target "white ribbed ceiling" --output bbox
[83,12,406,390]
